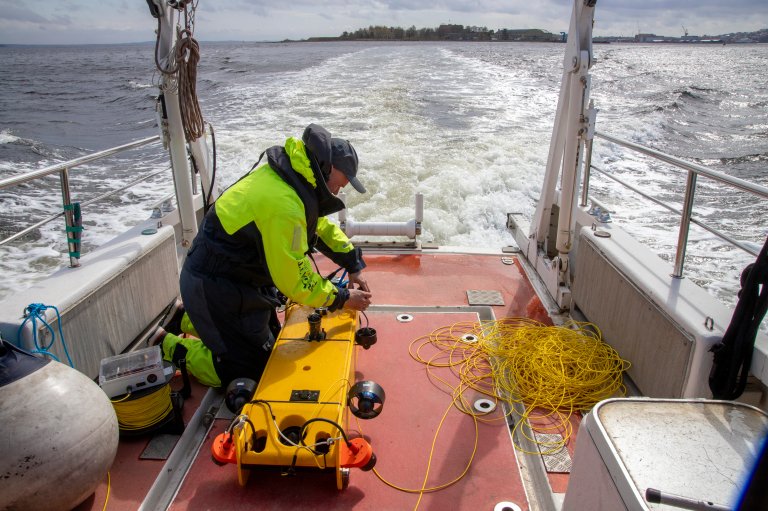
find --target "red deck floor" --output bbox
[173,310,525,510]
[78,252,572,510]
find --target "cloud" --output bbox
[594,0,768,36]
[378,0,529,15]
[0,0,765,45]
[0,2,51,23]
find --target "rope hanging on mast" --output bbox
[153,0,205,142]
[176,28,205,142]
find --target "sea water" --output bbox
[0,41,766,313]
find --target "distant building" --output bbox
[635,33,657,43]
[498,29,559,42]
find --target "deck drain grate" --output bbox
[533,433,572,473]
[466,289,505,306]
[140,433,181,460]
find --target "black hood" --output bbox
[302,124,333,180]
[301,124,345,216]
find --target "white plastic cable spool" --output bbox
[494,502,522,511]
[461,333,478,344]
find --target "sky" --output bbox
[0,0,766,45]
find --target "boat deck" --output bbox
[77,251,576,511]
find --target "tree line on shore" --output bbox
[306,24,561,42]
[302,24,768,44]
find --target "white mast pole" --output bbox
[531,0,595,247]
[527,0,596,309]
[152,0,198,247]
[554,1,595,256]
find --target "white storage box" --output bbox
[98,345,165,398]
[562,398,768,510]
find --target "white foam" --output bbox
[214,45,555,249]
[0,130,20,145]
[127,80,153,90]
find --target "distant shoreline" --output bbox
[1,37,765,48]
[293,38,764,45]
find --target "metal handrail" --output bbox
[0,136,161,190]
[583,131,768,277]
[0,167,169,247]
[595,132,768,199]
[0,136,163,266]
[590,164,759,258]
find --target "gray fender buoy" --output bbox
[0,341,119,511]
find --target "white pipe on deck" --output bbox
[343,219,419,239]
[339,193,423,239]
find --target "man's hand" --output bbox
[348,271,370,292]
[345,288,372,311]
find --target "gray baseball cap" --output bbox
[331,138,366,193]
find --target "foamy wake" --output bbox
[0,130,20,145]
[128,80,153,90]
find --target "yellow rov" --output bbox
[212,304,383,490]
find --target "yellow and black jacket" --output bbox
[181,134,365,355]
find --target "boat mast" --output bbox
[147,0,215,248]
[527,0,597,309]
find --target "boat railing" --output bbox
[0,136,164,268]
[582,131,768,278]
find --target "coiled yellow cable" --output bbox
[110,384,174,431]
[489,318,630,453]
[408,318,630,455]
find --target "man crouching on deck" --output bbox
[154,124,372,389]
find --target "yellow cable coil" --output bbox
[110,384,174,431]
[408,318,630,454]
